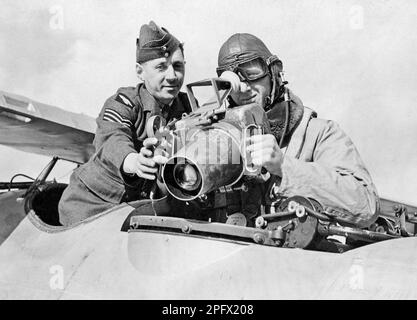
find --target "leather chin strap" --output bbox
[265,60,293,148]
[265,60,285,111]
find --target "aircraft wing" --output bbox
[0,90,96,164]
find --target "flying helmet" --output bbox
[216,33,284,108]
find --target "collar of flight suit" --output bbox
[266,88,305,147]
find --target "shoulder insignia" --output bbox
[103,108,133,128]
[115,93,134,108]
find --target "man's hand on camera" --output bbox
[122,137,169,180]
[246,134,284,177]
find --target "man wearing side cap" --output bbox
[215,33,379,228]
[58,21,191,226]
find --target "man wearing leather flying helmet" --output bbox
[58,21,191,226]
[217,33,379,227]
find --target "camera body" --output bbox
[147,77,270,201]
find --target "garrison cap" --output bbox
[136,21,181,63]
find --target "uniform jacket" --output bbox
[58,84,191,225]
[264,92,379,228]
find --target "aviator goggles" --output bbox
[216,55,279,82]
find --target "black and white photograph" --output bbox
[0,0,416,303]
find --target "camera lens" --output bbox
[173,163,201,191]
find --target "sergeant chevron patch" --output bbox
[103,108,133,128]
[115,93,134,108]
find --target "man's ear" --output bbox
[136,63,145,81]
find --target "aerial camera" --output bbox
[146,71,270,201]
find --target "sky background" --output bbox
[0,0,416,205]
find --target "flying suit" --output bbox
[263,91,379,228]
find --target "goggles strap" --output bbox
[266,55,279,66]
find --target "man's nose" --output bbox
[165,65,177,81]
[239,81,251,92]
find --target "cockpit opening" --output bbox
[24,182,67,226]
